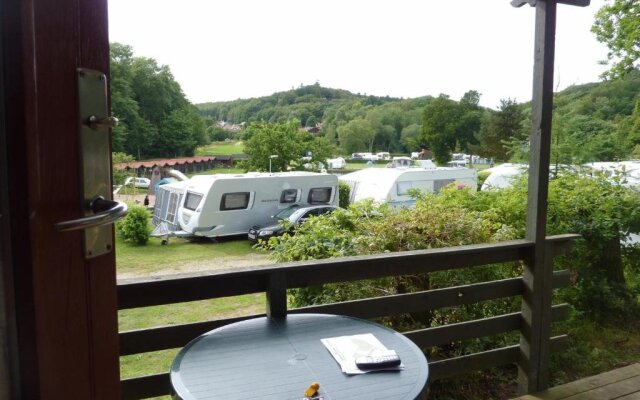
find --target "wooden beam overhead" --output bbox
[511,0,590,7]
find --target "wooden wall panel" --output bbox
[2,0,119,397]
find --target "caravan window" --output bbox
[184,191,203,211]
[397,181,413,196]
[397,180,431,196]
[280,189,299,204]
[166,192,182,223]
[220,192,250,211]
[434,179,455,193]
[308,187,332,204]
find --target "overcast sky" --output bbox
[108,0,609,109]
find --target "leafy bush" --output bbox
[268,194,519,324]
[476,170,491,191]
[462,173,640,318]
[117,205,152,245]
[338,180,351,208]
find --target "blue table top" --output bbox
[171,313,429,400]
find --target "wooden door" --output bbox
[1,0,119,398]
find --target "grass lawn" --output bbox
[116,235,266,276]
[117,235,269,385]
[115,186,148,195]
[119,293,266,380]
[196,141,244,155]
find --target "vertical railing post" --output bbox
[512,0,591,393]
[517,0,557,394]
[266,271,287,319]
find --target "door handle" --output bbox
[73,68,121,258]
[86,115,118,130]
[55,196,128,232]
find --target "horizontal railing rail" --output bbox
[117,238,537,309]
[118,234,580,399]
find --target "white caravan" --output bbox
[152,171,339,238]
[583,161,640,189]
[481,163,528,191]
[326,157,347,169]
[339,167,477,208]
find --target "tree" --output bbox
[420,92,483,165]
[475,98,527,162]
[592,0,640,79]
[152,108,207,157]
[337,118,375,154]
[242,120,334,172]
[109,42,206,159]
[400,124,422,153]
[207,125,232,142]
[421,94,459,164]
[617,99,640,156]
[457,90,483,159]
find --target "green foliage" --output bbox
[477,98,527,162]
[476,170,491,191]
[421,94,460,164]
[400,123,422,152]
[269,196,517,324]
[475,173,640,318]
[117,205,152,245]
[112,152,135,185]
[194,72,640,164]
[196,76,640,163]
[549,70,640,161]
[206,125,233,142]
[337,118,375,153]
[338,181,351,208]
[421,91,482,165]
[197,85,430,155]
[592,0,640,79]
[271,171,640,324]
[241,120,335,172]
[197,83,395,126]
[110,43,206,159]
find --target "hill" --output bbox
[549,70,640,161]
[196,71,640,160]
[196,83,404,127]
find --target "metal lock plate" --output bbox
[77,68,114,258]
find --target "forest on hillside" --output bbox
[109,48,639,164]
[109,37,639,164]
[196,71,640,163]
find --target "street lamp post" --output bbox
[269,155,278,174]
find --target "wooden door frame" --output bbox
[0,11,19,395]
[1,0,120,398]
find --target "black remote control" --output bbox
[355,353,401,370]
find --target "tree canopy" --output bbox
[110,43,207,159]
[420,91,483,165]
[241,120,335,172]
[592,0,640,79]
[194,73,640,163]
[477,98,527,162]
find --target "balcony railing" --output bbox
[117,233,579,399]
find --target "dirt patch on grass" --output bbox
[117,252,276,280]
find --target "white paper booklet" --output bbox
[320,333,403,374]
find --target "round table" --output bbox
[171,313,429,400]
